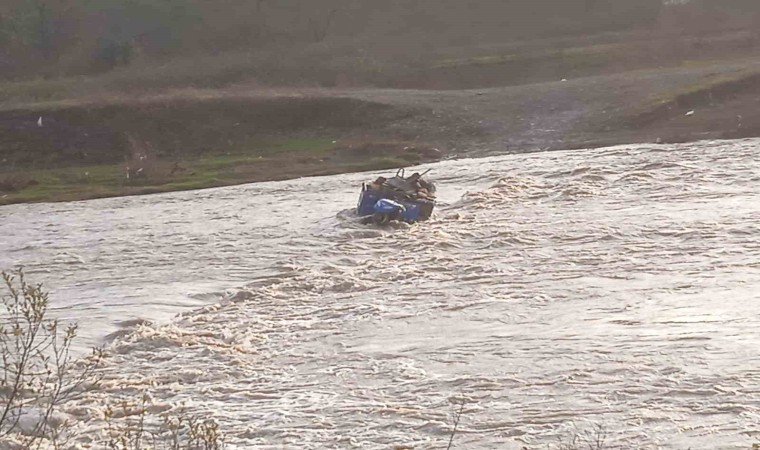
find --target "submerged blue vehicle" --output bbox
[357,169,436,225]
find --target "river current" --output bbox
[1,140,759,449]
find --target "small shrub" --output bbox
[0,268,103,448]
[1,268,225,449]
[104,396,224,450]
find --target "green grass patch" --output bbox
[0,137,390,205]
[363,156,410,171]
[0,160,232,205]
[192,154,262,171]
[161,174,224,192]
[190,138,336,168]
[271,137,336,153]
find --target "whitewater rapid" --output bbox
[1,140,759,449]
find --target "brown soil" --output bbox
[344,58,760,155]
[0,96,429,170]
[4,56,760,203]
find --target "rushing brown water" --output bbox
[1,140,759,449]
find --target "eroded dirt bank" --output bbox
[3,58,760,204]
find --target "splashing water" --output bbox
[1,140,759,448]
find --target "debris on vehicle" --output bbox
[357,168,436,225]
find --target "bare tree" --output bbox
[0,268,227,449]
[0,268,103,448]
[104,396,225,450]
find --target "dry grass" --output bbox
[2,22,760,109]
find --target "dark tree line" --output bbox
[0,0,756,80]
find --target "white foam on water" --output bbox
[1,140,759,448]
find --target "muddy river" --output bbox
[1,140,759,449]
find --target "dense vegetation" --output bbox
[0,0,680,80]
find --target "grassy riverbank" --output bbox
[5,28,760,205]
[0,95,444,205]
[0,136,439,205]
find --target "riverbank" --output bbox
[0,96,444,205]
[0,140,441,205]
[4,54,760,205]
